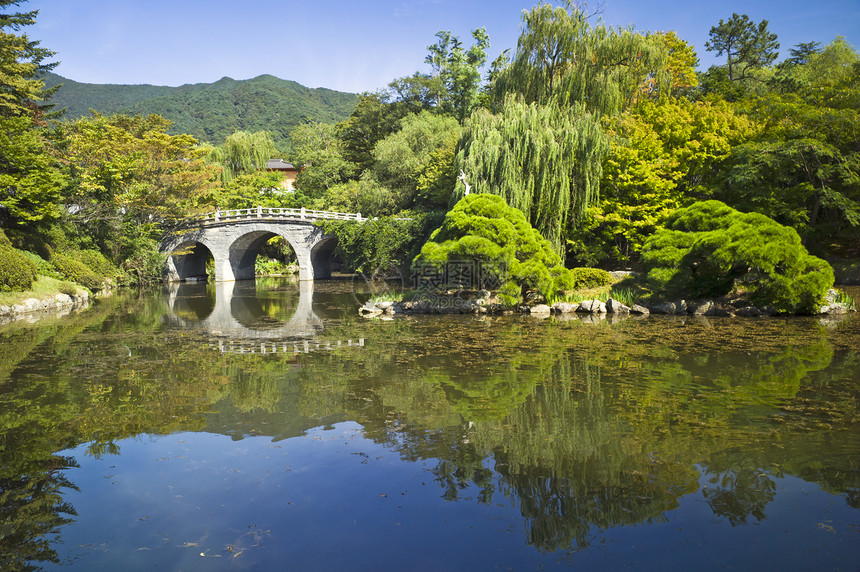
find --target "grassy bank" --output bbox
[0,275,88,307]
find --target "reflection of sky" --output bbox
[57,424,859,570]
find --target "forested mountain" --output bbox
[41,72,358,147]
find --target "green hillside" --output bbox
[41,73,358,147]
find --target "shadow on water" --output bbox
[0,280,858,568]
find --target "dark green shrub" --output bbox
[642,200,834,313]
[0,245,38,291]
[76,249,118,280]
[569,267,613,290]
[18,249,63,279]
[415,194,575,303]
[58,282,79,296]
[51,252,105,292]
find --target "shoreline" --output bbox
[0,290,92,325]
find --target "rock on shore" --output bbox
[0,291,90,324]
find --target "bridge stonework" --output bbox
[161,214,341,282]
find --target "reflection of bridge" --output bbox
[161,207,365,283]
[166,280,366,355]
[166,280,323,340]
[212,338,365,355]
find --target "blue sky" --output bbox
[26,0,860,93]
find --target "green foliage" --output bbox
[321,212,443,274]
[372,111,460,209]
[715,42,860,253]
[320,175,397,217]
[209,130,277,182]
[64,113,217,220]
[210,171,312,211]
[0,115,66,226]
[0,243,37,291]
[491,3,668,116]
[569,267,613,290]
[116,220,166,287]
[291,121,355,195]
[336,92,409,173]
[0,1,57,119]
[454,95,609,254]
[569,97,759,264]
[17,249,62,280]
[43,73,358,146]
[416,194,574,303]
[705,13,779,83]
[50,250,106,292]
[75,249,119,280]
[641,200,834,313]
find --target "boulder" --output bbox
[530,304,552,315]
[605,298,630,314]
[578,299,607,313]
[551,302,580,314]
[55,293,74,306]
[820,304,848,315]
[651,302,677,315]
[630,304,650,315]
[735,306,762,317]
[689,300,714,315]
[358,301,383,316]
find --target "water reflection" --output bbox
[165,279,323,340]
[0,282,858,568]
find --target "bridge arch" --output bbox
[160,207,363,282]
[164,239,216,282]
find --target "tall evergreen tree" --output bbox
[705,13,779,82]
[0,0,57,117]
[0,0,64,227]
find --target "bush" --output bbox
[58,282,79,297]
[415,194,576,303]
[18,249,63,279]
[76,249,118,280]
[0,244,38,292]
[641,200,834,313]
[51,251,105,292]
[569,267,613,290]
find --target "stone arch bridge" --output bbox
[161,207,365,282]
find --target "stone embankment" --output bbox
[0,291,91,324]
[359,289,854,319]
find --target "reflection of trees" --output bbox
[701,468,776,525]
[0,455,79,571]
[321,317,857,551]
[2,286,859,562]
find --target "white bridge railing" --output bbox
[195,206,365,224]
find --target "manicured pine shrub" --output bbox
[416,194,575,305]
[642,200,834,313]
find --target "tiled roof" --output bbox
[266,159,296,170]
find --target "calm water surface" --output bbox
[1,279,859,570]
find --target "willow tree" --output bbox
[453,95,609,254]
[491,3,668,116]
[209,130,277,182]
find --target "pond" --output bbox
[1,278,859,570]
